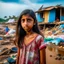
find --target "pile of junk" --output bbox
[43,23,64,64]
[0,22,17,64]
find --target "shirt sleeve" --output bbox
[36,35,46,50]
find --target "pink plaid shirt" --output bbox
[19,35,46,64]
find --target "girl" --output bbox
[15,9,46,64]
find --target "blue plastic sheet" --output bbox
[45,37,64,45]
[5,26,9,33]
[59,24,64,29]
[62,30,64,32]
[51,38,61,45]
[0,37,3,40]
[7,57,16,63]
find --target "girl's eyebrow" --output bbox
[21,19,25,21]
[21,18,33,20]
[27,18,32,20]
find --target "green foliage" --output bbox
[0,18,8,22]
[0,15,18,23]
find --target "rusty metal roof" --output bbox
[35,5,64,13]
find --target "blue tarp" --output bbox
[58,24,64,29]
[45,37,64,45]
[44,38,53,42]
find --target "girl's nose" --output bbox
[24,21,28,25]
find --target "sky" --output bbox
[0,0,64,18]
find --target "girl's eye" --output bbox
[21,19,25,23]
[27,19,32,22]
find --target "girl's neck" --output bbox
[26,30,34,36]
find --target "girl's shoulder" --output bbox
[36,34,43,42]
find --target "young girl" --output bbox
[15,9,46,64]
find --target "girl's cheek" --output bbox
[28,24,34,28]
[21,22,24,26]
[28,22,34,26]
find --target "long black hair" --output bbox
[15,9,43,48]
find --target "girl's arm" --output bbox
[40,48,46,64]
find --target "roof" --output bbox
[35,5,64,13]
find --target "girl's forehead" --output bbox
[21,14,33,19]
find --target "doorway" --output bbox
[55,8,60,21]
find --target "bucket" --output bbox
[11,47,17,53]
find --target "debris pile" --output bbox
[0,21,17,64]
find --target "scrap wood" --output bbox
[50,25,59,31]
[0,55,10,60]
[3,35,15,38]
[0,40,10,44]
[47,43,64,51]
[58,22,64,24]
[0,40,4,43]
[0,48,11,56]
[54,30,62,35]
[1,41,10,45]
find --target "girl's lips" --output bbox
[24,28,29,32]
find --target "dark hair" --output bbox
[15,9,43,48]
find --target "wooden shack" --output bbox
[35,5,64,23]
[35,5,64,30]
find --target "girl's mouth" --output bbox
[24,28,31,33]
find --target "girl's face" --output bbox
[21,14,35,32]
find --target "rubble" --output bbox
[0,22,17,64]
[0,20,64,64]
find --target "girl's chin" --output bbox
[25,29,30,32]
[24,29,31,33]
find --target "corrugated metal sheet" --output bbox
[44,7,56,10]
[35,5,64,13]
